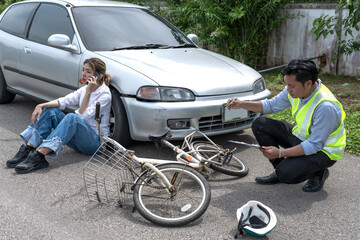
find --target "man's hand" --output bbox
[225,98,263,113]
[226,98,242,110]
[31,105,43,125]
[259,146,280,160]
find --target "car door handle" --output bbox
[23,47,32,54]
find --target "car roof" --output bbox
[21,0,143,8]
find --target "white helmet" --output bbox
[235,200,277,238]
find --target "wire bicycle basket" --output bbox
[83,136,140,206]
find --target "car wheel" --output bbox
[110,88,133,147]
[0,69,16,104]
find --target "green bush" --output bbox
[161,0,293,68]
[311,0,360,56]
[126,0,297,68]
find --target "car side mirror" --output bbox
[48,34,78,53]
[187,34,199,45]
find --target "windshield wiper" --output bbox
[170,43,197,48]
[113,44,171,51]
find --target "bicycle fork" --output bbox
[142,163,175,191]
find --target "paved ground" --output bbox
[1,96,359,240]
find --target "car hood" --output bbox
[102,48,261,96]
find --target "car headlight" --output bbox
[253,77,266,94]
[136,86,195,102]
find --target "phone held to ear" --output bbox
[93,72,100,82]
[78,72,100,85]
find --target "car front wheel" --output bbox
[109,88,133,147]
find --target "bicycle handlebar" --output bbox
[95,102,100,121]
[95,102,103,140]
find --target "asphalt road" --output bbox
[1,96,359,240]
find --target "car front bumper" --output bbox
[123,89,272,141]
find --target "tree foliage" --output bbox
[163,0,292,67]
[311,0,360,56]
[129,0,292,68]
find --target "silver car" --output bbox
[0,0,272,146]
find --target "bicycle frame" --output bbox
[157,130,234,168]
[84,103,212,227]
[105,136,176,190]
[90,103,177,194]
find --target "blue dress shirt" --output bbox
[261,80,342,155]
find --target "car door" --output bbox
[0,2,38,87]
[17,3,82,101]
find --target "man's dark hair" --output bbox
[281,58,318,85]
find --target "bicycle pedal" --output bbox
[203,165,213,173]
[196,170,210,179]
[198,166,213,178]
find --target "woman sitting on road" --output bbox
[6,57,112,174]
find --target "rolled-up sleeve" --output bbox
[75,91,111,121]
[57,88,83,110]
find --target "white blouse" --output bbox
[57,84,112,136]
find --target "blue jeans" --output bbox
[21,108,100,158]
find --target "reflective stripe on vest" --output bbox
[288,84,346,160]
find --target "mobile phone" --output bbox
[93,72,100,82]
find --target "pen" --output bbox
[225,97,238,108]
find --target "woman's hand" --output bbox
[259,146,280,160]
[86,75,100,93]
[30,100,60,125]
[31,104,43,125]
[78,75,101,115]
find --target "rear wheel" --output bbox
[191,141,249,177]
[0,69,15,104]
[133,163,211,227]
[109,88,132,147]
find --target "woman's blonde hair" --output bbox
[84,58,111,86]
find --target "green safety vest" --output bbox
[288,84,346,160]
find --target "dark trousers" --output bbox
[251,117,335,183]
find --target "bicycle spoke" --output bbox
[136,167,206,219]
[190,142,249,177]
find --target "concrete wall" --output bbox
[267,3,360,77]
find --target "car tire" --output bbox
[0,69,16,104]
[110,88,133,147]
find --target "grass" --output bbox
[261,69,360,156]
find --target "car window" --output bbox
[73,7,191,51]
[28,3,74,45]
[0,3,37,37]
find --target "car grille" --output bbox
[198,111,258,132]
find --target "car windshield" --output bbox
[72,6,194,51]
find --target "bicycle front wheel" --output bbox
[191,142,249,177]
[133,163,211,227]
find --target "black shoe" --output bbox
[6,144,35,168]
[15,151,49,174]
[255,172,280,185]
[303,169,329,192]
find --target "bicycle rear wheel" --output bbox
[191,142,249,177]
[133,163,211,227]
